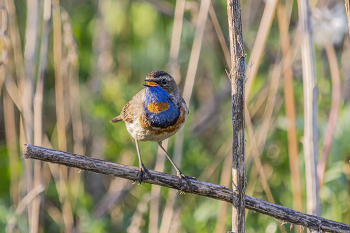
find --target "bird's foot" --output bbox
[133,163,153,185]
[177,172,195,193]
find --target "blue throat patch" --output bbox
[144,86,180,128]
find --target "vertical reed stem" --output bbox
[227,0,246,232]
[297,0,321,221]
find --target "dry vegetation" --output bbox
[0,0,349,232]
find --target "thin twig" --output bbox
[23,144,350,233]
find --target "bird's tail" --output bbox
[110,115,122,123]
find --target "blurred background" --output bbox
[0,0,350,232]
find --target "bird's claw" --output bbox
[133,163,152,185]
[177,172,194,193]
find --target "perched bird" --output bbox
[111,70,193,190]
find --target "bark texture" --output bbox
[23,144,350,233]
[227,0,246,232]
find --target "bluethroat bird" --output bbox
[111,70,193,190]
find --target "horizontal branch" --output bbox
[23,144,350,233]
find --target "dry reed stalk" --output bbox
[248,26,301,130]
[91,0,113,92]
[160,0,210,232]
[6,184,45,232]
[244,159,259,219]
[297,0,321,219]
[317,44,341,186]
[243,19,302,220]
[2,70,21,108]
[30,0,52,231]
[167,0,185,83]
[42,138,64,228]
[346,0,350,37]
[0,3,8,69]
[342,37,350,102]
[214,152,232,233]
[244,21,301,205]
[4,0,25,82]
[22,0,38,145]
[187,2,232,135]
[127,194,152,233]
[61,9,84,213]
[168,209,181,233]
[244,27,301,223]
[149,140,166,233]
[180,136,232,207]
[149,0,185,231]
[52,1,74,232]
[52,0,66,152]
[30,97,42,233]
[198,136,232,181]
[227,0,246,231]
[245,88,279,218]
[245,97,288,233]
[243,28,302,226]
[0,68,3,94]
[21,0,39,228]
[3,90,20,207]
[0,3,21,210]
[89,0,129,221]
[256,63,281,150]
[247,66,280,203]
[93,152,134,218]
[159,184,178,233]
[182,0,210,104]
[277,2,303,215]
[46,202,64,226]
[245,0,278,101]
[248,84,269,119]
[209,2,231,68]
[190,84,231,135]
[187,1,231,135]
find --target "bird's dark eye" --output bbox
[161,79,167,85]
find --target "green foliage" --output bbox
[0,0,349,232]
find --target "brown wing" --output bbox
[111,89,145,123]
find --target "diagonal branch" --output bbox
[23,144,350,233]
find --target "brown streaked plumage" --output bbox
[111,70,193,191]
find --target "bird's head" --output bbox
[144,70,179,95]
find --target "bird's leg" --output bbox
[157,141,195,192]
[134,139,152,184]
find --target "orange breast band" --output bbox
[146,102,170,113]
